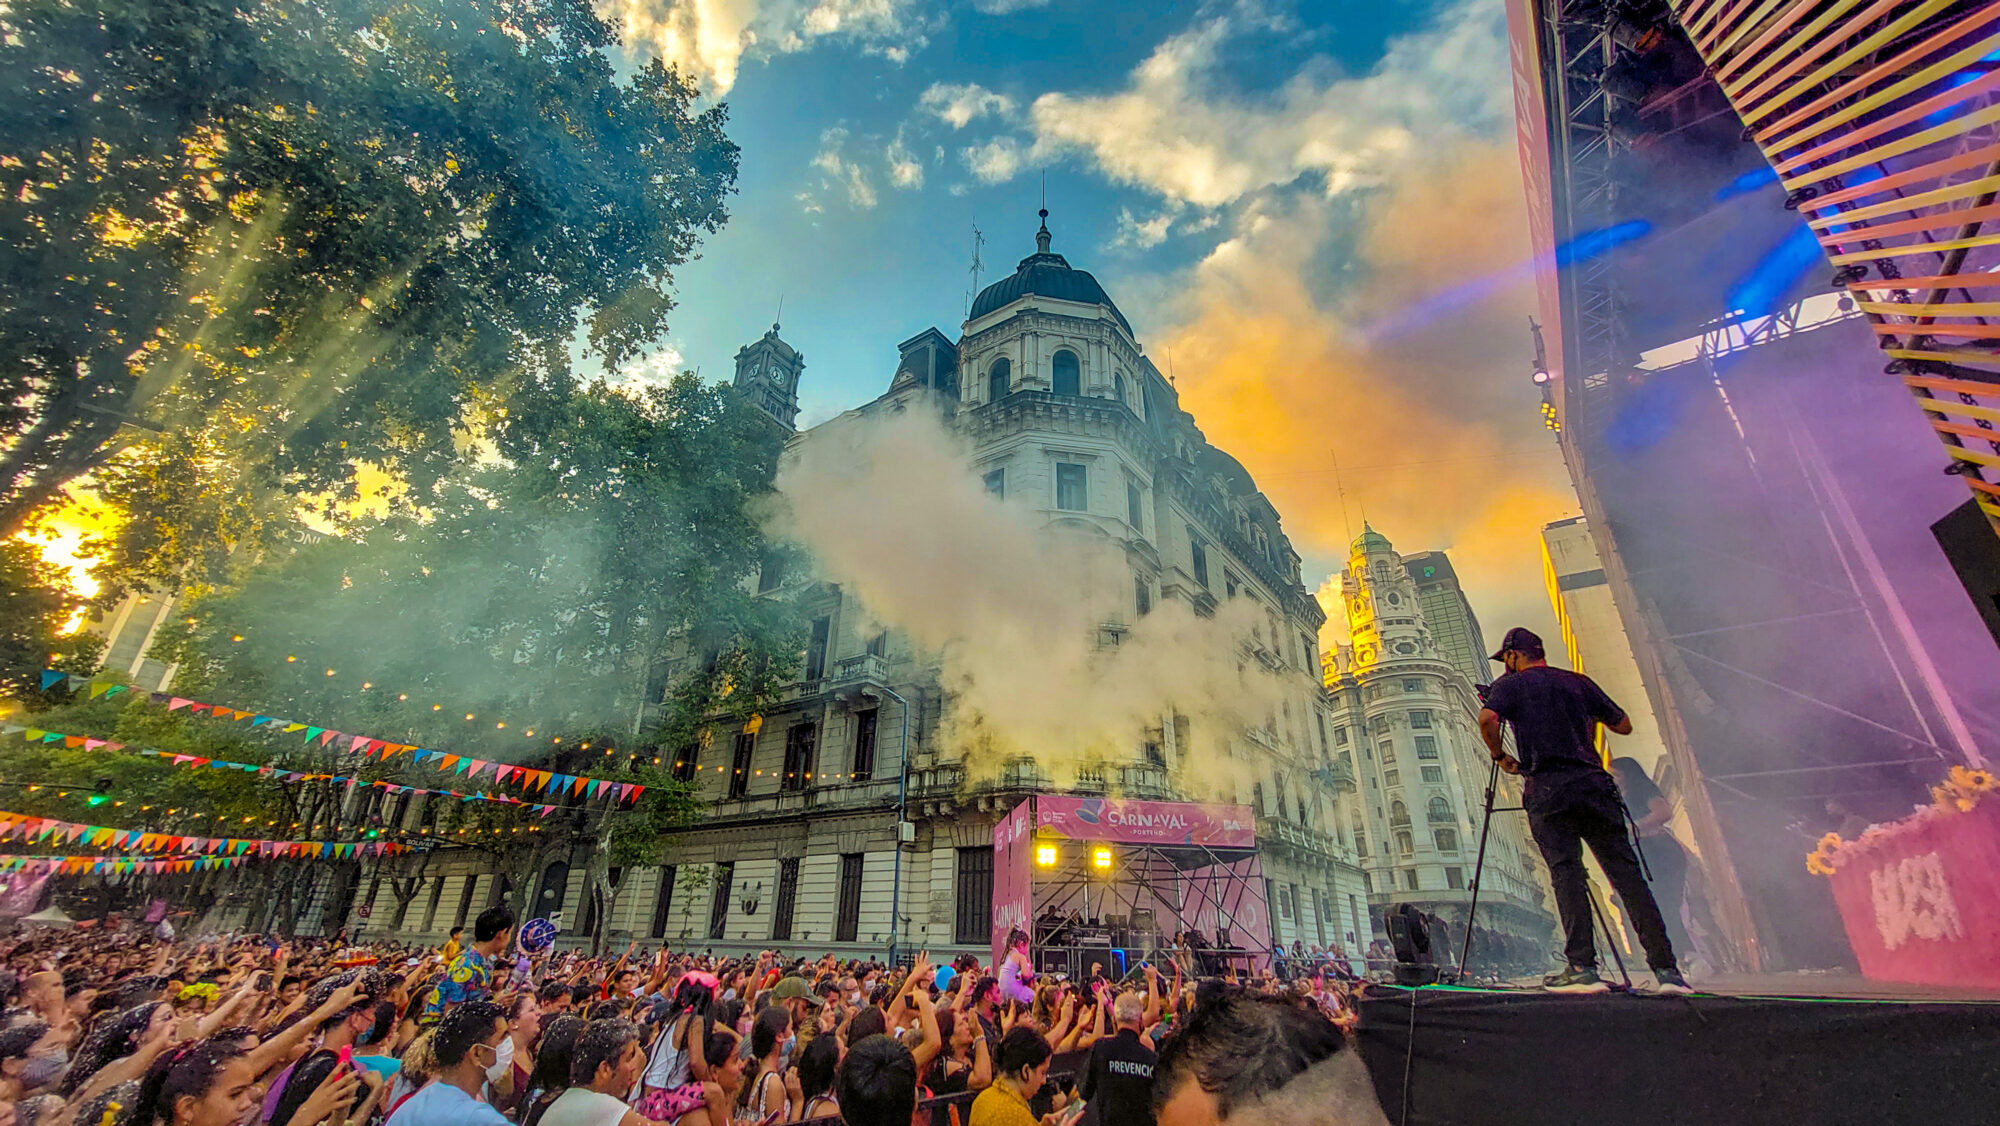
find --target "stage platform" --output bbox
[1354,983,2000,1125]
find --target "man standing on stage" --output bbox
[1478,627,1692,996]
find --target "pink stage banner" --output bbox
[991,800,1035,969]
[1034,796,1255,849]
[1826,800,2000,991]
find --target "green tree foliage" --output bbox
[0,540,101,697]
[158,373,801,753]
[0,0,738,597]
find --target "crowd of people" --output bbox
[0,915,1379,1126]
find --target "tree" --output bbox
[0,0,738,596]
[583,759,702,953]
[674,864,714,943]
[0,540,100,697]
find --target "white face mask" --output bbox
[486,1034,517,1083]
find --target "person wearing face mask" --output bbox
[744,1007,801,1123]
[486,994,540,1115]
[385,1001,512,1126]
[266,990,395,1126]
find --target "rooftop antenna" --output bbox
[1330,446,1353,542]
[774,293,784,332]
[1166,344,1175,386]
[966,221,986,316]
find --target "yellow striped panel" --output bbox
[1785,103,2000,189]
[1737,0,1957,127]
[1807,174,2000,229]
[1860,300,2000,319]
[1765,31,2000,153]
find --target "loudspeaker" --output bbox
[1933,498,2000,651]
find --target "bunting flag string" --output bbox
[0,720,587,821]
[0,852,249,877]
[36,670,646,807]
[0,808,414,860]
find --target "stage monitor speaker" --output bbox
[1933,498,2000,651]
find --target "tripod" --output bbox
[1454,757,1632,989]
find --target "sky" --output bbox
[621,0,1579,646]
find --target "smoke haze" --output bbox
[773,401,1290,793]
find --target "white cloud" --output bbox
[608,343,690,391]
[796,190,823,214]
[598,0,926,95]
[810,127,879,208]
[919,82,1017,129]
[970,0,1051,13]
[1111,206,1176,249]
[961,135,1027,184]
[1023,0,1509,208]
[886,128,925,190]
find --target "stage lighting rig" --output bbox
[1091,846,1113,871]
[1036,843,1059,868]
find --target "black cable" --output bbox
[1399,984,1418,1126]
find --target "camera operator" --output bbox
[1477,628,1691,996]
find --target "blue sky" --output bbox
[619,0,1578,640]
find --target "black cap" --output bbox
[1490,627,1545,662]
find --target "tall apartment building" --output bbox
[1400,550,1489,687]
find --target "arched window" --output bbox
[1052,349,1080,396]
[1389,800,1410,826]
[1113,371,1127,403]
[988,358,1011,402]
[534,860,569,918]
[1427,796,1453,823]
[1433,828,1459,852]
[1395,830,1415,856]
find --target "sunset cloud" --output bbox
[600,0,924,94]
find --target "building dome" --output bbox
[968,210,1134,336]
[1353,523,1394,553]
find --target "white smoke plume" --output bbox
[772,400,1290,794]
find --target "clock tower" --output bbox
[732,322,804,431]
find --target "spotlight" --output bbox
[1036,844,1059,868]
[1091,846,1113,871]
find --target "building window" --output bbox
[771,858,800,941]
[708,862,734,940]
[672,741,698,783]
[1435,829,1460,853]
[1189,530,1209,588]
[1427,796,1454,823]
[835,854,864,942]
[867,631,887,657]
[805,616,830,680]
[1380,742,1397,765]
[1056,463,1087,511]
[1446,866,1465,889]
[1402,868,1420,891]
[1278,885,1292,919]
[1421,765,1443,784]
[782,723,817,791]
[650,866,676,939]
[729,733,754,799]
[1403,679,1422,693]
[1126,481,1144,530]
[1135,577,1151,617]
[1361,871,1372,893]
[1224,572,1239,598]
[852,709,878,782]
[1335,726,1348,746]
[1143,740,1165,768]
[1410,709,1432,728]
[1354,832,1367,856]
[1416,736,1438,760]
[758,551,785,593]
[1367,775,1377,791]
[983,468,1005,498]
[1370,716,1389,734]
[1390,800,1410,826]
[1395,830,1415,856]
[1114,371,1127,403]
[988,358,1010,402]
[1301,632,1316,669]
[1384,769,1400,788]
[1052,349,1080,396]
[955,847,993,945]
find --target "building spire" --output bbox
[1035,207,1052,254]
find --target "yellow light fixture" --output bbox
[1091,846,1113,871]
[1035,844,1058,868]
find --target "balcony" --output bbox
[829,653,888,688]
[1312,759,1356,793]
[1256,815,1349,863]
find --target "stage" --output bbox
[1353,981,2000,1125]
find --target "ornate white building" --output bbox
[1324,526,1557,954]
[608,212,1373,961]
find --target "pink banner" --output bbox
[1827,800,2000,990]
[991,800,1034,969]
[1035,796,1255,849]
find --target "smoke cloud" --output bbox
[773,401,1289,794]
[1150,140,1578,646]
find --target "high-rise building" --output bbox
[1540,517,1670,774]
[1326,525,1555,957]
[1400,551,1488,687]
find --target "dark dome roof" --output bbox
[968,216,1134,335]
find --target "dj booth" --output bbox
[992,795,1273,978]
